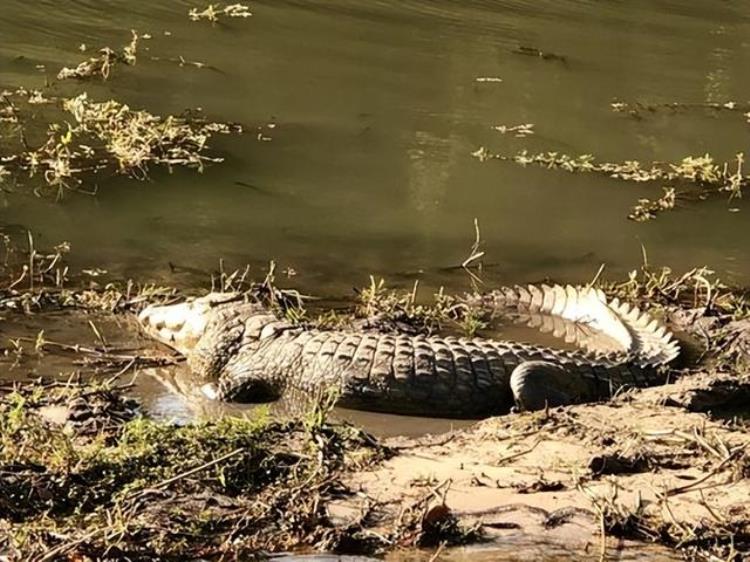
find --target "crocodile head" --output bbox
[138,292,249,356]
[139,293,287,401]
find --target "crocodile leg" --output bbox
[510,361,580,411]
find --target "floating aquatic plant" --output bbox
[611,99,750,120]
[473,147,748,222]
[57,30,140,81]
[63,93,237,175]
[628,187,676,222]
[0,89,242,197]
[188,3,252,22]
[492,123,534,138]
[476,93,750,222]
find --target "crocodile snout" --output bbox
[139,302,201,355]
[139,294,235,355]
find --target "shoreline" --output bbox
[1,252,749,560]
[1,364,748,560]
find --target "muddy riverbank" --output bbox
[1,359,747,560]
[1,243,749,560]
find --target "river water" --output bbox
[1,0,750,293]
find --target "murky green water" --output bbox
[2,0,750,294]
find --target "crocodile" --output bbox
[138,285,680,418]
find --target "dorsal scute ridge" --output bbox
[477,284,679,366]
[513,284,634,353]
[594,287,680,366]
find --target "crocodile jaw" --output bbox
[138,293,239,355]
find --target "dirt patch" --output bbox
[336,374,750,560]
[6,375,740,560]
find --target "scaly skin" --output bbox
[139,288,679,418]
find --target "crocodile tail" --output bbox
[474,284,679,366]
[606,294,680,366]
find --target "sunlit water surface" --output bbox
[1,0,749,289]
